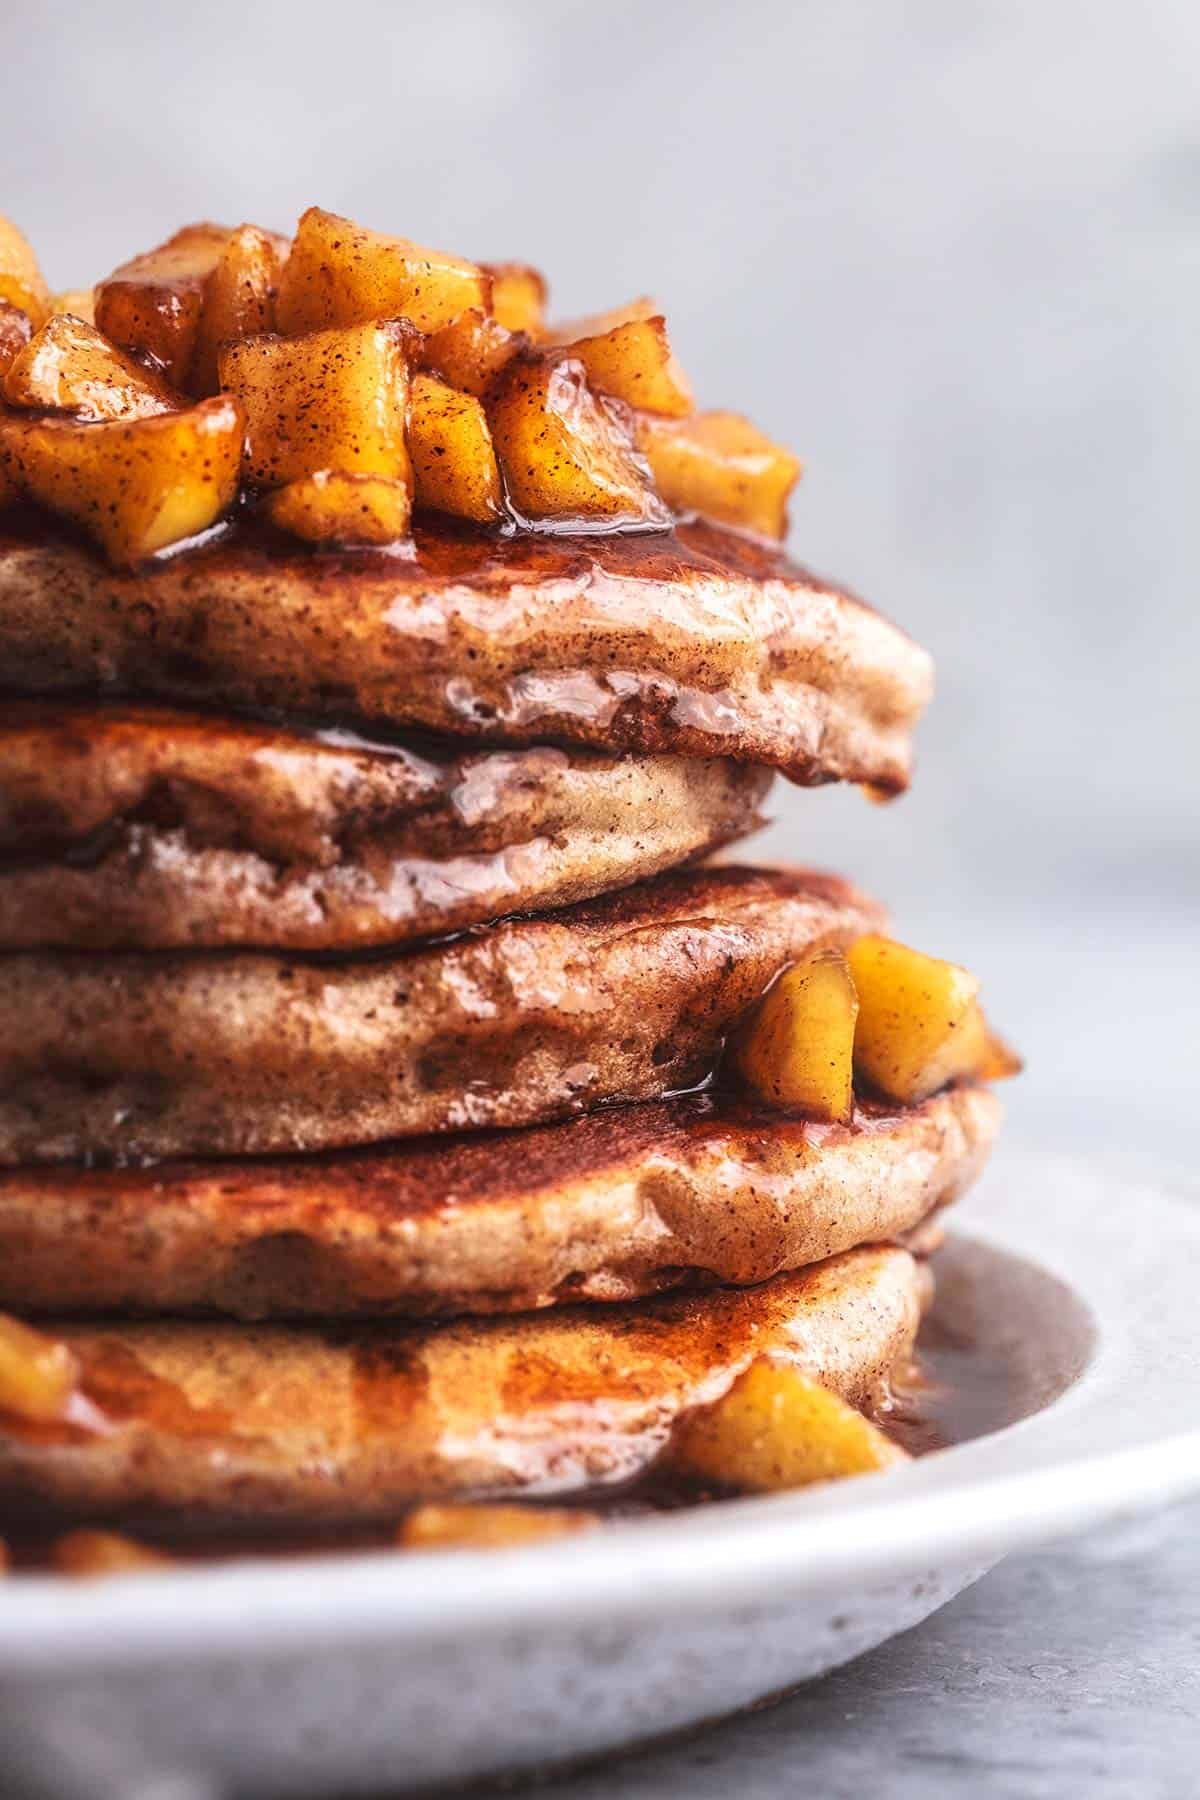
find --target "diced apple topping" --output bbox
[549,314,692,417]
[0,215,50,326]
[0,1314,79,1423]
[669,1360,907,1492]
[278,206,488,336]
[408,373,503,522]
[489,356,668,524]
[219,321,411,491]
[420,308,524,396]
[0,301,32,378]
[4,313,179,421]
[95,222,236,387]
[482,261,547,335]
[266,470,412,546]
[399,1503,596,1551]
[729,949,858,1122]
[848,934,1021,1103]
[636,409,801,539]
[52,1530,173,1578]
[50,287,96,324]
[190,224,286,396]
[0,396,243,565]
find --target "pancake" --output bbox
[0,864,883,1165]
[0,513,933,791]
[0,1247,922,1522]
[0,702,769,950]
[0,1088,999,1319]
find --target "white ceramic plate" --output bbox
[2,1150,1199,1799]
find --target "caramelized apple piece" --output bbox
[0,1313,79,1422]
[277,207,487,336]
[219,321,411,490]
[52,1530,172,1578]
[267,469,412,545]
[50,287,96,324]
[670,1359,906,1492]
[549,314,691,417]
[635,409,801,538]
[0,301,32,378]
[0,396,243,565]
[483,261,547,335]
[408,373,503,522]
[0,216,49,326]
[489,357,668,525]
[400,1503,595,1551]
[191,223,286,396]
[95,222,235,387]
[729,949,858,1122]
[540,297,657,345]
[4,314,179,420]
[420,308,523,396]
[847,935,1018,1103]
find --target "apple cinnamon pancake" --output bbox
[0,702,769,950]
[0,864,883,1164]
[0,1088,998,1319]
[0,1247,921,1522]
[0,513,932,792]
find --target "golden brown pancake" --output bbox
[0,864,883,1164]
[0,702,769,950]
[0,513,933,790]
[0,1088,998,1319]
[0,1247,921,1522]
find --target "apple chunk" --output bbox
[267,470,411,546]
[399,1503,595,1551]
[408,374,503,522]
[0,216,50,326]
[50,287,96,325]
[219,321,411,490]
[848,934,1020,1103]
[550,314,692,417]
[0,303,32,379]
[728,949,858,1122]
[0,1314,79,1423]
[4,314,179,420]
[635,409,801,538]
[420,308,523,396]
[52,1531,173,1578]
[190,224,285,396]
[669,1360,906,1492]
[95,222,235,387]
[277,207,487,336]
[0,396,243,565]
[488,356,668,525]
[482,261,547,335]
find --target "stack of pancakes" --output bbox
[0,513,1000,1529]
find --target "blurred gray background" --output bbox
[4,0,1197,1151]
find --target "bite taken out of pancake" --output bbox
[0,1088,1000,1320]
[0,864,884,1164]
[0,1247,922,1524]
[0,702,770,950]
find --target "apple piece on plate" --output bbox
[0,216,50,326]
[0,396,243,565]
[4,313,179,420]
[190,224,286,396]
[729,949,858,1122]
[277,206,487,335]
[482,261,547,335]
[408,373,503,522]
[0,302,32,378]
[670,1359,907,1491]
[635,409,801,539]
[420,308,524,396]
[267,469,412,546]
[548,313,692,417]
[94,222,236,387]
[0,1314,79,1423]
[848,934,1021,1103]
[52,1531,173,1578]
[489,356,668,525]
[219,321,411,490]
[400,1503,595,1551]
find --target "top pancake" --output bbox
[0,513,933,790]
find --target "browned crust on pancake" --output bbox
[0,1088,999,1319]
[0,864,884,1164]
[0,702,770,949]
[0,1249,921,1522]
[0,514,933,789]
